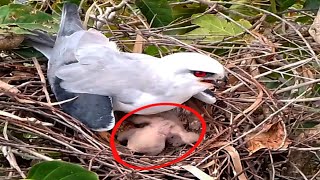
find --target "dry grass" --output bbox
[0,1,320,179]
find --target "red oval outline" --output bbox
[110,102,206,170]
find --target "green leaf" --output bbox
[59,172,99,180]
[0,0,11,6]
[144,45,169,57]
[135,0,173,27]
[276,0,296,12]
[188,14,252,41]
[171,3,207,19]
[13,47,45,58]
[191,14,229,35]
[0,26,32,34]
[0,4,59,35]
[185,27,224,42]
[304,0,320,13]
[295,16,313,24]
[26,161,99,180]
[229,3,260,19]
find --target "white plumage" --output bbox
[54,28,226,114]
[28,3,226,131]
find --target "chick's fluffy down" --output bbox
[117,114,199,155]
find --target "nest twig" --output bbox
[1,1,320,179]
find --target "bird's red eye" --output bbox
[194,71,207,77]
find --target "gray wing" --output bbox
[25,3,117,131]
[53,4,116,131]
[55,31,169,101]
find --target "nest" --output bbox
[1,2,320,180]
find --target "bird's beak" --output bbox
[213,76,228,88]
[198,76,228,89]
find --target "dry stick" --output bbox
[1,122,26,178]
[3,134,54,161]
[196,90,307,167]
[268,150,275,180]
[20,125,85,154]
[0,80,19,94]
[16,146,53,161]
[260,65,313,81]
[110,161,127,178]
[196,0,318,63]
[53,112,107,150]
[289,162,308,180]
[95,0,130,29]
[223,146,248,180]
[95,159,170,180]
[0,110,53,126]
[32,57,51,104]
[289,147,320,151]
[222,58,312,94]
[275,78,320,94]
[83,2,97,28]
[310,168,320,180]
[227,97,320,103]
[117,1,151,52]
[232,72,264,123]
[0,141,98,159]
[231,66,277,126]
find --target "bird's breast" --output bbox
[113,92,192,114]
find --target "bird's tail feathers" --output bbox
[25,30,56,47]
[24,30,56,59]
[58,2,84,37]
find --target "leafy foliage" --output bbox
[304,0,320,13]
[0,3,58,35]
[135,0,174,28]
[171,3,207,19]
[275,0,296,12]
[185,14,252,42]
[0,0,318,179]
[229,3,261,18]
[0,0,10,6]
[26,160,99,180]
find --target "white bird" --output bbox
[26,3,227,131]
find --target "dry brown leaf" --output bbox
[246,121,291,155]
[182,165,215,180]
[223,146,247,180]
[309,8,320,44]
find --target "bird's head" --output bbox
[161,52,227,89]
